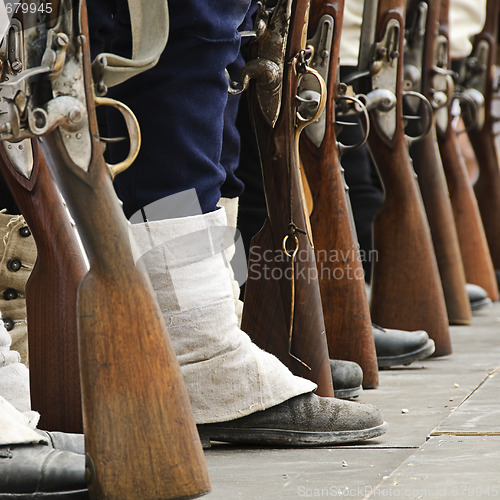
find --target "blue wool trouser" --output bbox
[87,0,250,218]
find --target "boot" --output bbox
[330,359,363,399]
[0,443,87,498]
[0,211,37,365]
[0,409,86,498]
[466,283,492,312]
[130,207,387,446]
[35,431,85,456]
[0,410,86,499]
[198,392,385,447]
[373,324,435,368]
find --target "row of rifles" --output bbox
[242,0,500,397]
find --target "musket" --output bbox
[350,0,451,355]
[462,0,500,280]
[0,12,86,433]
[239,0,335,396]
[299,0,379,388]
[404,0,472,324]
[0,1,210,498]
[435,0,499,301]
[0,142,86,433]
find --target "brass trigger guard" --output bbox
[296,66,327,133]
[403,90,433,145]
[336,94,370,155]
[283,234,299,259]
[94,97,141,179]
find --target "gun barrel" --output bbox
[358,0,379,73]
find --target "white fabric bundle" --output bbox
[130,207,316,424]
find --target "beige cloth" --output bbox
[130,207,315,424]
[0,211,37,365]
[339,0,363,67]
[339,0,487,65]
[216,197,245,321]
[449,0,486,59]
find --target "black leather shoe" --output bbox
[35,431,85,455]
[466,283,492,312]
[373,324,435,368]
[0,433,87,498]
[198,392,387,448]
[330,359,363,399]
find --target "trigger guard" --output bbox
[296,66,327,132]
[94,96,141,178]
[336,94,370,155]
[403,90,433,145]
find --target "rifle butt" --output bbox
[10,0,210,495]
[302,0,377,388]
[438,128,499,300]
[410,129,472,325]
[300,140,378,389]
[78,272,210,500]
[466,0,500,275]
[243,0,334,398]
[242,219,335,397]
[469,128,500,273]
[0,142,86,432]
[369,141,452,356]
[40,129,210,498]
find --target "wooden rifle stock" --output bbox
[466,0,500,275]
[405,0,471,325]
[0,142,86,433]
[435,0,499,301]
[299,0,378,388]
[241,0,334,397]
[358,0,451,355]
[438,126,498,300]
[25,1,210,498]
[410,131,471,324]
